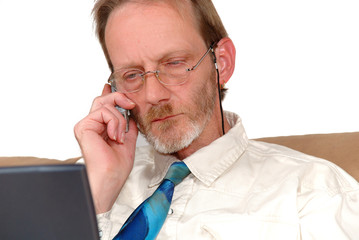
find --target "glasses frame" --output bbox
[108,45,214,93]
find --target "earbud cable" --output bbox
[210,43,225,136]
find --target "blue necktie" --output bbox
[113,162,190,240]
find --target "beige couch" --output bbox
[1,132,358,181]
[256,132,359,181]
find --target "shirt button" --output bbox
[168,208,174,215]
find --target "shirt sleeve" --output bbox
[298,186,359,239]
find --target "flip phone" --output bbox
[110,83,130,133]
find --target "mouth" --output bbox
[152,114,181,123]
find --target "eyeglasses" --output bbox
[108,46,214,93]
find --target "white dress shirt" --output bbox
[97,112,359,239]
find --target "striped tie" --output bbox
[113,162,190,240]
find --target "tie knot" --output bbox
[164,162,190,185]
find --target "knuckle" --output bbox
[74,121,84,138]
[92,95,103,106]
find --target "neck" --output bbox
[173,113,231,160]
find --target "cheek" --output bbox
[126,94,145,118]
[130,103,144,120]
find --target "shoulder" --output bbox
[245,140,359,193]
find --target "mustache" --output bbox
[145,104,174,123]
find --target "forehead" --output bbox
[104,1,206,67]
[107,0,198,33]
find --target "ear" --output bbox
[214,37,236,86]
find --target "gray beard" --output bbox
[144,117,204,154]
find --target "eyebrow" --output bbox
[113,49,195,71]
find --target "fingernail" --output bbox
[127,98,135,105]
[120,132,126,144]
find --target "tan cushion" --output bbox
[0,156,81,167]
[256,132,359,181]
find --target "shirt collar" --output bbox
[149,111,248,187]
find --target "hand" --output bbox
[74,84,138,214]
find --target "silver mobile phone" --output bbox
[110,83,130,133]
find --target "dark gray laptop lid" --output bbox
[0,164,100,240]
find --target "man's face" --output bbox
[105,1,217,154]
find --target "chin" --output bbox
[146,120,203,154]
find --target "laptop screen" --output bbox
[0,164,100,240]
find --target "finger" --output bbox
[102,83,111,95]
[103,104,129,143]
[103,104,140,144]
[108,117,139,150]
[91,92,135,113]
[128,117,139,137]
[79,107,121,143]
[97,107,120,143]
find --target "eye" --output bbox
[165,60,187,68]
[123,70,142,81]
[167,60,182,65]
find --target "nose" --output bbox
[143,71,171,105]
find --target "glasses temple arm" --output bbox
[188,45,214,71]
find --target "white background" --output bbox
[0,0,358,160]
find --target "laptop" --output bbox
[0,164,100,240]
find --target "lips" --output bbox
[152,114,181,123]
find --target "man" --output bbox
[74,0,359,239]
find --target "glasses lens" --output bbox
[158,61,190,85]
[112,69,144,93]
